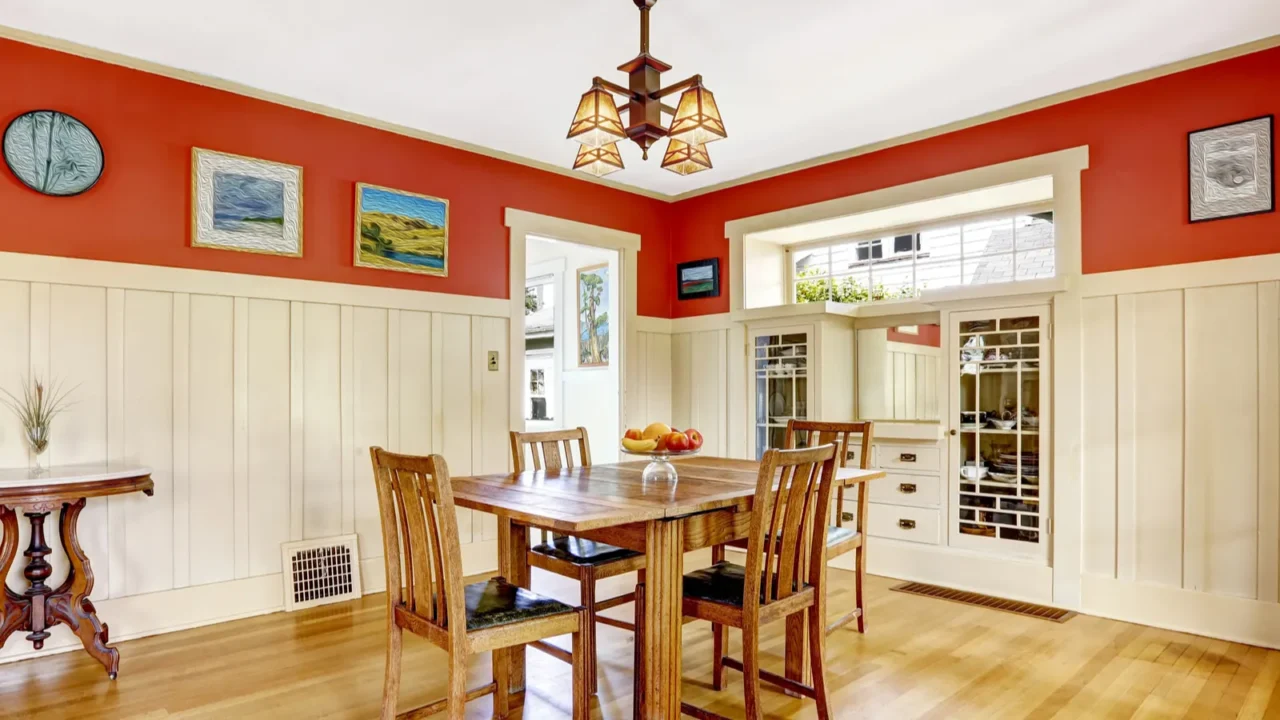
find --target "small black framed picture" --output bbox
[1188,115,1273,223]
[676,258,720,301]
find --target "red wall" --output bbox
[887,325,941,348]
[669,46,1280,317]
[0,39,673,317]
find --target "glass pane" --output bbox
[962,217,1015,258]
[756,426,767,459]
[964,253,1013,285]
[795,273,830,303]
[959,319,996,333]
[793,247,829,277]
[1000,316,1039,330]
[915,260,961,292]
[918,225,961,261]
[1014,214,1055,250]
[829,243,861,275]
[781,333,807,345]
[795,376,808,417]
[830,269,871,304]
[870,257,914,300]
[767,377,793,419]
[1016,249,1056,280]
[768,426,786,451]
[756,335,777,347]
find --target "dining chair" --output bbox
[370,447,589,720]
[713,419,874,634]
[510,428,645,694]
[639,443,840,720]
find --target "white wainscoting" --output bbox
[670,327,731,458]
[0,253,513,663]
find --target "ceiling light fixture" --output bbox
[566,0,727,177]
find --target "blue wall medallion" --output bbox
[3,110,104,196]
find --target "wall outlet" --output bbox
[487,351,499,371]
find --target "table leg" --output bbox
[641,517,685,720]
[0,505,26,646]
[21,509,54,648]
[46,499,118,678]
[497,518,530,697]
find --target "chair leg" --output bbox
[572,609,590,720]
[447,652,468,720]
[711,544,725,564]
[711,622,726,691]
[493,647,510,718]
[808,603,832,719]
[381,623,402,720]
[580,567,599,695]
[742,620,762,720]
[855,544,867,634]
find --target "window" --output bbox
[792,211,1055,305]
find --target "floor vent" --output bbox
[890,581,1075,623]
[281,535,362,612]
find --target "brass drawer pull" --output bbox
[899,453,917,463]
[898,482,918,494]
[898,518,917,530]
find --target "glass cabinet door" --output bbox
[950,307,1049,558]
[752,327,811,460]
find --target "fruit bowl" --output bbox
[620,446,700,483]
[620,423,704,483]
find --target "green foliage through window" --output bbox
[794,268,918,304]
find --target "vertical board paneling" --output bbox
[1120,291,1184,588]
[1259,282,1280,602]
[397,311,431,454]
[105,288,126,598]
[247,299,292,576]
[1082,296,1118,578]
[1185,284,1259,598]
[691,330,727,457]
[645,332,673,425]
[628,333,649,429]
[288,302,305,542]
[473,316,509,542]
[0,282,28,593]
[122,290,174,596]
[232,297,251,578]
[48,284,108,597]
[302,303,342,540]
[434,313,473,543]
[171,293,191,589]
[188,295,235,587]
[339,305,356,536]
[353,307,389,560]
[670,333,693,431]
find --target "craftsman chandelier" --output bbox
[566,0,727,177]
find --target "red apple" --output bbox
[624,428,644,441]
[665,431,691,453]
[685,428,704,450]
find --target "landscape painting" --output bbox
[577,263,609,367]
[192,148,302,256]
[676,258,720,300]
[355,183,449,276]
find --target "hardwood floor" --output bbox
[3,561,1279,719]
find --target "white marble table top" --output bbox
[0,462,152,489]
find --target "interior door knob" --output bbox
[949,428,957,436]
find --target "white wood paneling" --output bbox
[246,299,291,577]
[472,316,509,542]
[690,330,728,456]
[1185,284,1258,599]
[188,294,235,587]
[0,282,29,593]
[171,292,191,589]
[1081,296,1117,578]
[434,313,473,543]
[643,332,673,425]
[353,307,389,562]
[302,303,342,540]
[398,311,432,454]
[670,333,693,431]
[1260,282,1280,603]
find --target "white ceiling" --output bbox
[4,1,1279,197]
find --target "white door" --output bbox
[749,325,814,460]
[948,305,1051,561]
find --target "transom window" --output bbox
[792,210,1055,304]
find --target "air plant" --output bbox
[1,376,76,468]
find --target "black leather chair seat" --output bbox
[683,561,812,607]
[531,534,643,565]
[464,577,576,631]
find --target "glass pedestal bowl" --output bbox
[620,447,700,484]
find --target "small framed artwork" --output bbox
[192,148,302,256]
[354,183,449,276]
[676,258,720,300]
[1189,115,1273,223]
[577,263,609,368]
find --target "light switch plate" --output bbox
[487,351,499,371]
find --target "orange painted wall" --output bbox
[669,46,1280,318]
[0,39,674,317]
[887,324,941,348]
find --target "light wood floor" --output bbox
[4,564,1280,719]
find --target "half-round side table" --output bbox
[0,463,152,679]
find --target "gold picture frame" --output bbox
[191,148,303,257]
[353,182,450,277]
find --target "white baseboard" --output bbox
[0,540,501,667]
[1082,574,1280,650]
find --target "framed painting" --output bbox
[354,183,449,276]
[577,263,609,368]
[1189,115,1273,223]
[191,148,302,256]
[676,258,720,300]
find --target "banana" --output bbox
[622,437,658,453]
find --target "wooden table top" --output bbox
[451,456,884,533]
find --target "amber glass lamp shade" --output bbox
[566,85,626,149]
[573,143,625,177]
[668,85,727,146]
[661,139,711,176]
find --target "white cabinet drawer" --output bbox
[868,472,940,508]
[867,503,940,545]
[876,444,940,472]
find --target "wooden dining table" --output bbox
[451,455,884,719]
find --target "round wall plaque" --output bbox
[3,110,104,196]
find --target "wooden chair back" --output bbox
[510,427,593,474]
[370,447,466,641]
[785,420,874,529]
[744,444,839,611]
